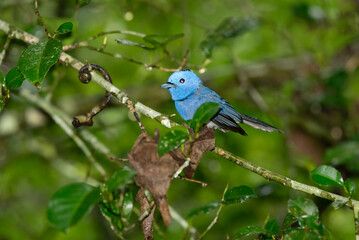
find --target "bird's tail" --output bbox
[239,114,284,133]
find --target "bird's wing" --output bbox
[211,113,247,135]
[199,85,283,134]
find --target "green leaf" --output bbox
[100,202,123,231]
[223,185,256,205]
[287,197,319,228]
[116,39,153,50]
[47,183,100,232]
[324,141,359,167]
[284,228,321,240]
[5,67,25,90]
[0,72,4,86]
[143,33,184,48]
[0,71,9,113]
[55,22,73,35]
[311,165,344,188]
[200,17,258,58]
[17,38,62,88]
[189,102,221,131]
[235,226,266,239]
[187,201,221,218]
[331,199,348,210]
[281,213,297,232]
[265,219,280,235]
[344,178,355,198]
[106,167,136,192]
[121,189,133,221]
[158,130,189,156]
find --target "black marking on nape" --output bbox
[182,69,192,72]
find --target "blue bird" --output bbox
[161,69,283,135]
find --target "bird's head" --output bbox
[161,69,202,101]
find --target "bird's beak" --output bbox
[161,82,175,89]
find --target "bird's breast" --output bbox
[175,93,210,121]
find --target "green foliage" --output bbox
[55,22,73,35]
[105,167,136,192]
[17,38,62,89]
[121,190,133,221]
[47,183,101,232]
[116,33,184,50]
[1,0,359,239]
[222,185,256,205]
[265,219,280,235]
[235,197,327,239]
[281,214,298,232]
[235,226,267,239]
[344,179,356,198]
[187,201,221,218]
[0,72,6,112]
[324,141,359,171]
[101,171,135,236]
[116,39,151,50]
[158,130,189,156]
[200,17,258,58]
[311,165,344,188]
[0,72,4,86]
[100,202,124,231]
[100,188,134,234]
[189,102,221,132]
[5,67,25,90]
[284,229,321,240]
[143,33,184,48]
[288,197,320,228]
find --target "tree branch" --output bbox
[0,18,357,210]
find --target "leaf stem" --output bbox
[34,0,50,38]
[197,184,228,240]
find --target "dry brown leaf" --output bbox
[129,131,178,226]
[170,126,215,178]
[129,126,215,227]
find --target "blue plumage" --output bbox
[161,69,282,135]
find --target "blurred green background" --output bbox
[1,0,359,239]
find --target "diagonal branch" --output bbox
[0,18,358,209]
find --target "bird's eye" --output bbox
[179,78,185,83]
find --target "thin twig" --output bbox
[127,99,147,133]
[197,184,228,240]
[172,157,191,179]
[63,30,146,51]
[34,0,50,38]
[176,175,207,187]
[354,203,359,240]
[212,147,359,208]
[0,36,11,65]
[71,44,183,72]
